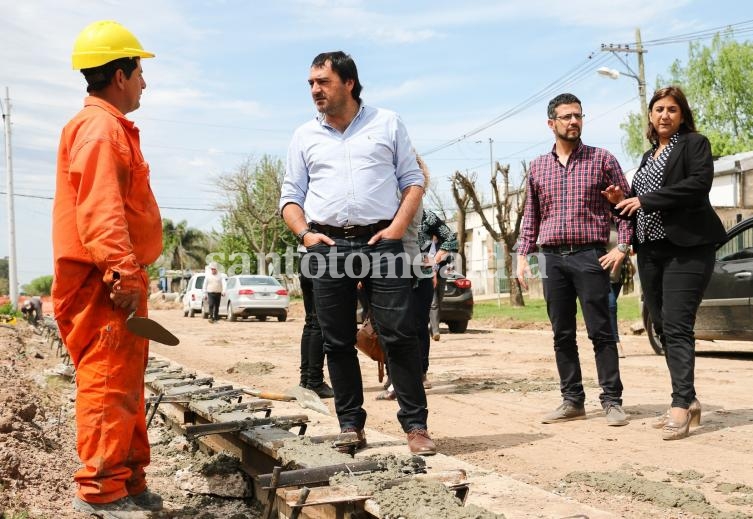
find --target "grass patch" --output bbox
[474,295,641,325]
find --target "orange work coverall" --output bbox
[52,96,162,504]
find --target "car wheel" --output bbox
[257,316,268,322]
[188,308,196,318]
[228,303,237,322]
[447,320,468,333]
[277,312,287,322]
[643,309,665,356]
[183,308,188,317]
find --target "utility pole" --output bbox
[1,87,18,310]
[635,28,649,149]
[487,138,500,306]
[600,28,650,150]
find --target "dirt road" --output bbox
[146,301,753,519]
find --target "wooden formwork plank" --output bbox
[282,485,372,507]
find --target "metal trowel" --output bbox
[127,311,180,346]
[243,386,330,415]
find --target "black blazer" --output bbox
[633,132,726,249]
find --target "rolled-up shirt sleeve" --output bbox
[280,129,309,212]
[393,115,424,191]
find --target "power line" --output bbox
[0,190,223,212]
[420,52,612,156]
[420,19,753,158]
[639,19,753,46]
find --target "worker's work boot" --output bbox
[72,496,150,518]
[131,488,163,511]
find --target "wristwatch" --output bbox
[296,228,311,244]
[617,243,629,254]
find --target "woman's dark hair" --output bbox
[311,51,362,103]
[81,57,139,93]
[646,85,697,145]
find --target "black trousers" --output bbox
[299,262,326,388]
[307,237,427,433]
[541,248,623,407]
[638,240,715,408]
[413,276,435,374]
[207,292,221,321]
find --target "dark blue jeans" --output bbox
[299,262,325,388]
[541,248,623,407]
[306,237,428,433]
[207,292,221,321]
[638,240,715,408]
[608,281,623,342]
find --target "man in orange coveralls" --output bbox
[52,20,163,518]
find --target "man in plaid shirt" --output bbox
[516,93,633,427]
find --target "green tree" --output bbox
[619,112,646,163]
[215,155,294,275]
[621,31,753,160]
[0,257,8,295]
[22,275,53,296]
[161,219,209,271]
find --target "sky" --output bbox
[1,0,753,286]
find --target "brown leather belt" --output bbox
[541,242,604,255]
[310,220,391,239]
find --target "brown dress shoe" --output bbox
[335,427,366,453]
[407,428,437,456]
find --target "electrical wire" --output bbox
[0,190,222,212]
[420,52,612,156]
[420,19,753,158]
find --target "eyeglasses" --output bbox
[552,113,585,122]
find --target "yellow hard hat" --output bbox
[72,20,155,70]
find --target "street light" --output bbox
[598,66,650,150]
[599,28,650,151]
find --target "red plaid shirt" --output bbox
[517,141,633,255]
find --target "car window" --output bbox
[239,276,279,286]
[195,276,205,290]
[717,225,753,262]
[226,278,236,289]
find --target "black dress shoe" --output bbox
[307,382,334,399]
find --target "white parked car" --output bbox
[219,275,289,322]
[181,271,227,318]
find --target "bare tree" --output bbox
[450,172,474,276]
[425,183,452,222]
[452,161,529,306]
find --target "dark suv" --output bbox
[439,271,474,333]
[643,216,753,354]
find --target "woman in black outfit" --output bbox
[604,86,726,440]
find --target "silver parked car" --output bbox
[219,275,290,322]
